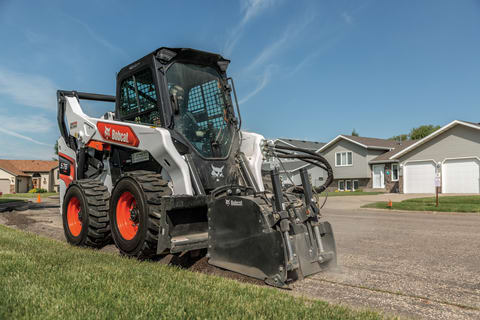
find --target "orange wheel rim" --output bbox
[116,191,138,240]
[67,196,82,236]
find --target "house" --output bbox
[316,135,403,192]
[0,160,59,194]
[264,120,480,194]
[368,140,417,192]
[381,120,480,194]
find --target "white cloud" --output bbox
[0,67,57,110]
[67,15,128,59]
[341,12,353,24]
[239,66,273,104]
[236,12,315,103]
[0,127,50,146]
[244,12,315,74]
[0,114,55,134]
[224,0,280,56]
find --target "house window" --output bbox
[346,180,352,191]
[335,151,353,166]
[338,180,345,191]
[392,164,399,181]
[353,180,359,191]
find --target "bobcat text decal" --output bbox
[97,122,139,147]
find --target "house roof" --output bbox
[388,120,480,160]
[0,160,58,177]
[369,140,417,163]
[0,160,30,177]
[275,138,326,151]
[318,135,398,152]
[262,160,309,173]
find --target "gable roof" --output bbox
[262,160,310,173]
[275,138,326,151]
[389,120,480,159]
[0,160,30,177]
[369,140,417,163]
[318,135,398,152]
[0,160,58,177]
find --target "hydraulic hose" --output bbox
[271,144,334,193]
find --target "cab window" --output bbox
[119,69,161,126]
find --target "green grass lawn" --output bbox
[1,192,58,199]
[317,191,384,197]
[0,225,384,320]
[0,198,24,204]
[363,195,480,213]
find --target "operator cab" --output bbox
[115,47,239,161]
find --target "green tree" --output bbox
[409,125,440,140]
[351,129,359,137]
[389,134,408,141]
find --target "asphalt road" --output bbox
[293,203,480,320]
[1,195,479,319]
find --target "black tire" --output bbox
[109,171,172,259]
[62,179,111,248]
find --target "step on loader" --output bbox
[57,47,336,287]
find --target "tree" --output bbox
[54,141,58,155]
[409,125,440,140]
[389,124,440,141]
[351,129,359,137]
[389,134,408,141]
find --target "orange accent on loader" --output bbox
[116,191,138,240]
[67,196,82,236]
[58,153,76,187]
[86,140,111,152]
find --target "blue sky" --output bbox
[0,0,479,159]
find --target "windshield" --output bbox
[166,63,234,158]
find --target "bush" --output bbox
[28,188,48,193]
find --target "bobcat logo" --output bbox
[104,127,111,137]
[211,165,224,181]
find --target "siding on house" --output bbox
[397,125,480,164]
[16,177,29,193]
[0,169,15,193]
[281,165,326,188]
[52,168,60,192]
[322,139,376,179]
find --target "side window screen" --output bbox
[119,69,160,125]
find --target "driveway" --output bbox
[1,197,479,319]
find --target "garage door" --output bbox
[0,179,10,194]
[404,161,436,194]
[442,158,480,194]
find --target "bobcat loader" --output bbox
[57,47,336,287]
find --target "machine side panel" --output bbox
[62,96,193,195]
[240,131,265,191]
[57,136,76,212]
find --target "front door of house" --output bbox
[373,165,385,188]
[33,178,39,189]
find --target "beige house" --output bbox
[271,120,480,194]
[0,160,59,194]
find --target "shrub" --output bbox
[28,188,48,193]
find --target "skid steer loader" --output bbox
[57,47,336,287]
